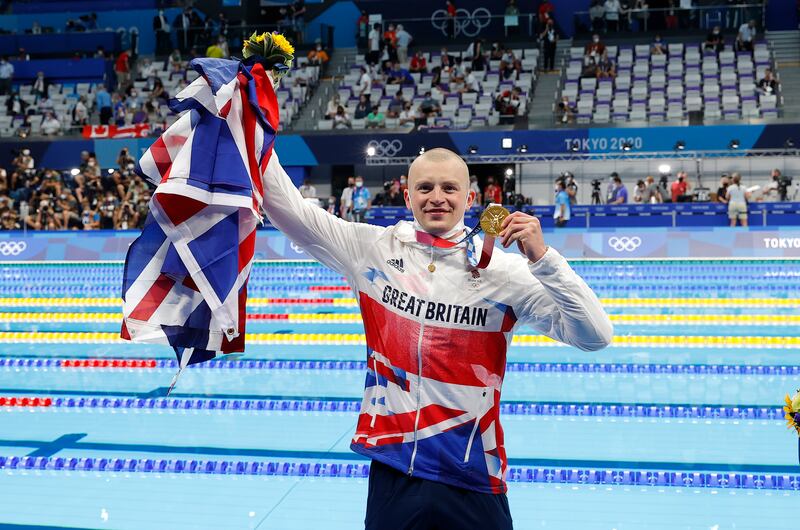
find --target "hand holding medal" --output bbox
[498,210,548,263]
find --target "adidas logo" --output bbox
[386,258,404,273]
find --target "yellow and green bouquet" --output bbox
[784,390,800,435]
[241,31,295,84]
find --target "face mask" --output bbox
[593,38,599,43]
[400,178,407,185]
[356,181,363,187]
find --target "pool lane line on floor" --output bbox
[4,312,800,326]
[0,297,798,308]
[3,356,800,377]
[0,332,796,348]
[0,455,796,491]
[0,394,786,421]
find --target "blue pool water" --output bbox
[0,260,798,529]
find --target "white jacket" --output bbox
[262,151,613,494]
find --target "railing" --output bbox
[572,4,766,37]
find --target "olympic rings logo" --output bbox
[367,139,403,157]
[608,236,642,252]
[0,241,27,256]
[430,7,492,38]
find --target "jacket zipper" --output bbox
[407,322,425,476]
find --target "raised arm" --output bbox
[261,150,385,277]
[512,249,613,351]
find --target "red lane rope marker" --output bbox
[60,359,158,368]
[0,397,53,407]
[267,298,337,304]
[308,286,350,292]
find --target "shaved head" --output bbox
[408,148,469,186]
[404,148,475,235]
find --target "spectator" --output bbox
[206,39,225,58]
[340,176,355,219]
[505,0,520,36]
[469,175,482,205]
[373,180,405,206]
[73,96,89,125]
[715,174,730,203]
[538,0,555,25]
[153,9,171,56]
[581,57,599,78]
[757,68,778,95]
[115,49,132,90]
[445,0,457,39]
[633,179,646,202]
[325,95,342,120]
[705,25,724,53]
[633,0,649,31]
[409,52,427,73]
[380,37,399,65]
[420,91,441,117]
[368,23,382,65]
[326,195,338,216]
[37,95,55,115]
[307,41,330,65]
[333,106,351,129]
[554,180,571,227]
[383,24,397,49]
[299,178,317,199]
[354,95,370,119]
[671,171,691,202]
[357,66,372,99]
[641,175,662,203]
[138,57,157,85]
[540,19,557,72]
[563,173,579,204]
[387,93,405,118]
[464,67,481,93]
[356,10,369,50]
[726,173,749,226]
[589,0,606,32]
[0,57,13,96]
[168,49,183,72]
[466,38,487,71]
[596,54,616,79]
[32,71,49,101]
[395,24,413,65]
[604,0,621,32]
[737,19,756,52]
[584,34,606,60]
[113,94,127,126]
[651,34,666,55]
[94,84,112,125]
[496,87,523,123]
[398,102,417,126]
[499,47,521,80]
[387,62,413,85]
[40,112,61,136]
[609,175,628,203]
[174,8,192,52]
[151,79,169,104]
[760,169,781,202]
[351,176,371,222]
[558,95,576,123]
[366,105,385,128]
[484,177,502,205]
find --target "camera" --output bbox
[591,178,601,189]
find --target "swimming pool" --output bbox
[0,259,797,529]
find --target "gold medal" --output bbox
[428,263,436,273]
[479,205,510,237]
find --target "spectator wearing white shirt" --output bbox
[325,94,341,119]
[333,106,352,129]
[357,66,372,100]
[604,0,621,32]
[73,96,88,125]
[463,67,480,93]
[398,102,417,126]
[299,179,317,199]
[368,23,382,65]
[40,112,61,135]
[395,24,413,65]
[737,19,756,52]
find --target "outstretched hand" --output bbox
[498,212,548,263]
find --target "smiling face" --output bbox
[404,148,475,236]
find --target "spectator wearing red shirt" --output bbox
[539,0,555,24]
[584,34,606,59]
[409,52,428,73]
[383,23,397,47]
[484,177,502,205]
[445,0,457,39]
[115,49,131,90]
[671,171,691,202]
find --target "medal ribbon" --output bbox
[415,224,495,269]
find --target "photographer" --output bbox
[554,180,571,227]
[114,200,139,230]
[98,192,118,229]
[116,148,135,170]
[372,180,405,207]
[28,198,63,231]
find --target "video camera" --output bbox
[778,175,793,201]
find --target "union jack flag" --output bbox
[120,58,279,380]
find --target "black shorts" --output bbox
[365,459,513,530]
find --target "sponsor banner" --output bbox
[2,227,800,262]
[82,124,151,139]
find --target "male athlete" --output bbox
[261,147,613,529]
